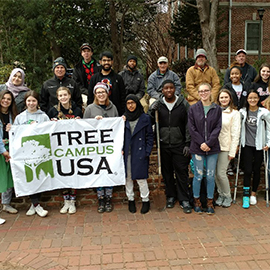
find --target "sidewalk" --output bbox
[0,195,270,270]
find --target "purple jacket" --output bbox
[188,101,222,155]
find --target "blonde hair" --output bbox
[56,87,73,119]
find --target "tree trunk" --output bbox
[196,0,219,71]
[109,0,123,73]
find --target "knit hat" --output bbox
[127,55,137,64]
[195,49,207,59]
[53,57,67,71]
[157,56,168,63]
[93,82,110,94]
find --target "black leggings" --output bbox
[242,146,263,193]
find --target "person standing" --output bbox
[251,63,270,106]
[88,51,125,115]
[224,49,257,89]
[188,83,222,214]
[40,57,82,113]
[72,43,100,107]
[185,49,220,105]
[84,82,118,213]
[0,90,18,215]
[215,89,241,207]
[14,91,50,217]
[147,56,182,105]
[239,90,270,208]
[149,79,192,213]
[123,94,153,214]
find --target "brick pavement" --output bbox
[0,194,270,270]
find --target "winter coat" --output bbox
[147,69,182,99]
[185,64,220,105]
[40,76,82,113]
[218,108,241,157]
[251,79,270,103]
[119,67,145,99]
[148,94,190,148]
[72,58,100,95]
[14,109,49,125]
[222,81,248,110]
[0,113,12,154]
[47,101,83,119]
[239,107,270,150]
[224,62,257,90]
[83,101,118,119]
[123,113,153,180]
[88,70,126,115]
[188,101,222,155]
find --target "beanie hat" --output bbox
[53,57,67,71]
[127,55,137,64]
[93,82,110,94]
[195,49,207,59]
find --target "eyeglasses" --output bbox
[198,89,210,94]
[96,91,106,95]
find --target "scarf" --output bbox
[124,94,144,122]
[5,68,30,98]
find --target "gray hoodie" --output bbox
[14,109,49,125]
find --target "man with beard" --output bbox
[40,57,82,113]
[119,55,147,111]
[88,51,125,115]
[148,79,192,213]
[147,56,182,105]
[73,43,100,107]
[185,49,220,105]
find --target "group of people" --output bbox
[0,44,270,224]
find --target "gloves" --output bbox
[150,101,159,111]
[183,146,190,157]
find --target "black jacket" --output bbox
[251,79,270,103]
[88,70,126,115]
[119,67,145,99]
[222,82,248,110]
[47,101,83,119]
[40,76,82,113]
[72,58,100,95]
[149,95,190,148]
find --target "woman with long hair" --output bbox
[0,90,18,218]
[188,83,222,214]
[215,89,241,207]
[239,90,270,208]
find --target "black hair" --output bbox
[99,51,113,60]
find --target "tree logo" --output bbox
[21,134,54,182]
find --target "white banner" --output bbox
[9,117,125,197]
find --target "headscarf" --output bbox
[5,68,30,98]
[124,94,144,121]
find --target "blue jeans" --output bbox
[192,153,218,199]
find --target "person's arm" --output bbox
[173,72,182,96]
[147,73,160,99]
[88,76,96,105]
[210,69,221,102]
[72,68,88,95]
[137,74,145,100]
[223,68,230,85]
[73,81,83,109]
[185,67,199,102]
[118,75,126,115]
[40,83,49,113]
[229,110,241,158]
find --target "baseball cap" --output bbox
[157,56,168,63]
[80,43,93,52]
[236,49,247,55]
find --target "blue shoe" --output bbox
[242,196,250,209]
[194,198,203,214]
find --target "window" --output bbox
[245,21,261,52]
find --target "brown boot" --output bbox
[194,197,202,213]
[206,199,215,215]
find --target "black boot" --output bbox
[105,196,113,212]
[97,198,105,213]
[128,200,136,213]
[140,201,150,214]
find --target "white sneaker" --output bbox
[0,218,5,224]
[68,200,76,214]
[3,204,18,214]
[26,204,36,216]
[250,195,257,205]
[60,200,70,214]
[35,204,48,217]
